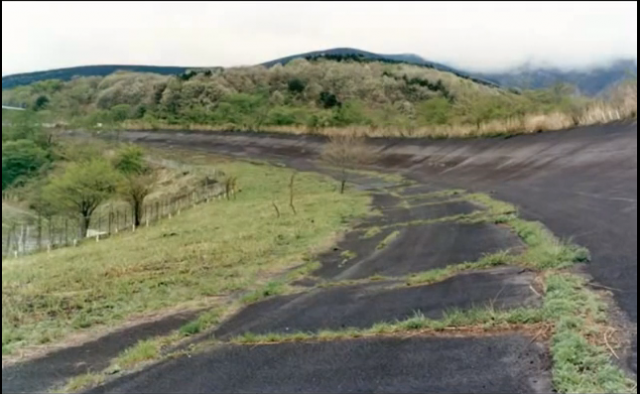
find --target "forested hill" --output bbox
[2,65,196,90]
[4,48,635,95]
[3,48,497,91]
[3,56,635,139]
[260,48,498,88]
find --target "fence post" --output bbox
[65,219,69,246]
[48,220,53,251]
[25,226,30,255]
[36,215,43,252]
[116,211,120,233]
[4,226,14,259]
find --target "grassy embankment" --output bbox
[2,152,371,356]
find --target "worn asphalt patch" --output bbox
[336,222,522,280]
[382,200,480,223]
[1,311,199,394]
[214,267,540,339]
[88,336,552,394]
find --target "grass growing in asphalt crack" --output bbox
[403,189,467,201]
[285,261,323,282]
[340,250,358,260]
[229,307,546,345]
[508,219,590,269]
[241,281,288,305]
[179,309,225,337]
[405,250,514,286]
[57,373,105,394]
[543,273,636,394]
[362,226,383,239]
[376,231,401,251]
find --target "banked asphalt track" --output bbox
[2,122,636,393]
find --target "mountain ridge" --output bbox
[2,48,636,95]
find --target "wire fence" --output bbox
[2,183,229,259]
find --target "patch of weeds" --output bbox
[376,230,401,250]
[362,226,382,239]
[340,250,358,260]
[404,189,466,201]
[509,219,590,269]
[113,339,163,370]
[466,193,518,216]
[59,373,105,393]
[406,197,469,209]
[543,274,635,394]
[286,261,322,282]
[229,307,545,345]
[180,309,224,337]
[405,250,513,286]
[241,281,286,304]
[477,250,514,267]
[368,209,384,218]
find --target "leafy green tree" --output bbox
[2,140,49,190]
[43,159,119,237]
[34,95,50,111]
[288,79,306,94]
[417,98,453,125]
[2,111,52,149]
[113,145,146,175]
[110,104,133,122]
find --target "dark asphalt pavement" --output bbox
[214,267,540,339]
[89,336,552,394]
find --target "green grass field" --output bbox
[2,154,371,355]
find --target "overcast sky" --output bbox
[2,1,637,76]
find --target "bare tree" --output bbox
[320,134,376,194]
[119,172,157,227]
[289,172,297,215]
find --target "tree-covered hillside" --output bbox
[2,58,636,138]
[2,65,201,90]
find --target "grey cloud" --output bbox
[2,1,637,76]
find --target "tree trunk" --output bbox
[134,201,142,227]
[81,215,91,238]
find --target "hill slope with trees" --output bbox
[2,57,636,138]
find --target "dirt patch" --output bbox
[214,267,540,339]
[1,310,201,394]
[87,335,552,394]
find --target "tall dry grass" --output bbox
[124,83,637,140]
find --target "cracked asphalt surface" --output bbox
[3,124,635,393]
